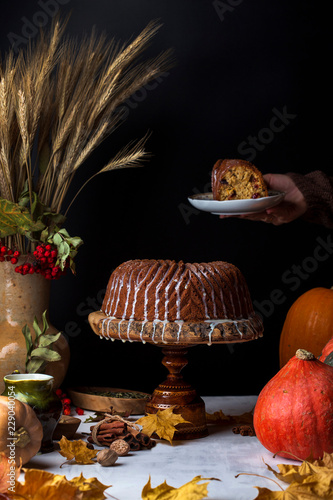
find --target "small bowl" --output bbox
[53,416,81,440]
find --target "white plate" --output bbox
[188,191,285,215]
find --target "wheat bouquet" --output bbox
[0,17,170,279]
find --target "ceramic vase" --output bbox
[0,258,70,393]
[3,373,63,453]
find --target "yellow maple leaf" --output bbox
[58,436,98,464]
[266,460,333,485]
[252,452,333,499]
[255,478,333,499]
[0,452,21,494]
[70,473,111,499]
[7,468,110,499]
[11,469,78,499]
[141,475,219,500]
[136,407,191,443]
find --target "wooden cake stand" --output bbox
[88,311,263,440]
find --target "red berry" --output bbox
[0,256,4,262]
[62,398,71,405]
[10,257,18,265]
[55,389,63,397]
[7,249,13,256]
[63,407,71,416]
[1,246,7,254]
[76,408,84,415]
[13,251,20,257]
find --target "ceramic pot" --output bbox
[3,373,63,453]
[0,258,70,393]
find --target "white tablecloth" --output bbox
[22,396,298,500]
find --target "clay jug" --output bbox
[0,258,70,393]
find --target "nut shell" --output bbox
[97,448,118,466]
[110,439,130,456]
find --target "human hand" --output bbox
[219,173,307,225]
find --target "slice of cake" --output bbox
[212,159,268,201]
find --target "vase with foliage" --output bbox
[0,16,171,387]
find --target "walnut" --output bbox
[110,439,130,456]
[96,448,118,466]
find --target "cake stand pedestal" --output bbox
[145,345,208,439]
[88,311,263,440]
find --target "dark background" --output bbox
[1,1,332,396]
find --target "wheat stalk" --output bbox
[0,17,172,252]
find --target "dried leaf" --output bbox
[11,469,78,499]
[141,475,220,500]
[266,460,333,485]
[254,479,333,499]
[206,408,254,426]
[0,452,20,494]
[136,407,191,443]
[252,452,333,498]
[0,198,45,238]
[58,436,98,465]
[7,469,110,499]
[69,473,111,499]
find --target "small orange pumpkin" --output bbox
[0,396,43,465]
[254,349,333,460]
[279,287,333,368]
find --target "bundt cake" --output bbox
[212,159,268,201]
[91,259,263,345]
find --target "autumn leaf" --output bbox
[69,473,111,499]
[250,452,333,499]
[10,469,78,499]
[206,408,254,426]
[0,452,21,494]
[7,468,110,499]
[266,460,333,485]
[58,436,98,465]
[141,475,220,500]
[136,407,191,443]
[254,478,333,499]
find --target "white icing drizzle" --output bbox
[163,264,181,320]
[174,320,184,342]
[188,264,209,319]
[130,268,147,319]
[175,271,190,320]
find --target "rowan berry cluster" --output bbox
[0,246,20,264]
[0,242,70,280]
[55,388,84,416]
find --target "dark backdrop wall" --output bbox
[1,1,332,396]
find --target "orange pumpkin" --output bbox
[0,396,43,465]
[279,287,333,368]
[254,349,333,460]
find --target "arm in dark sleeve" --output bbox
[287,171,333,228]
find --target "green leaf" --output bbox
[58,228,70,237]
[0,198,45,237]
[66,237,83,248]
[26,358,46,374]
[22,325,33,359]
[37,332,61,348]
[41,310,49,335]
[32,317,43,339]
[30,347,61,362]
[53,232,63,246]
